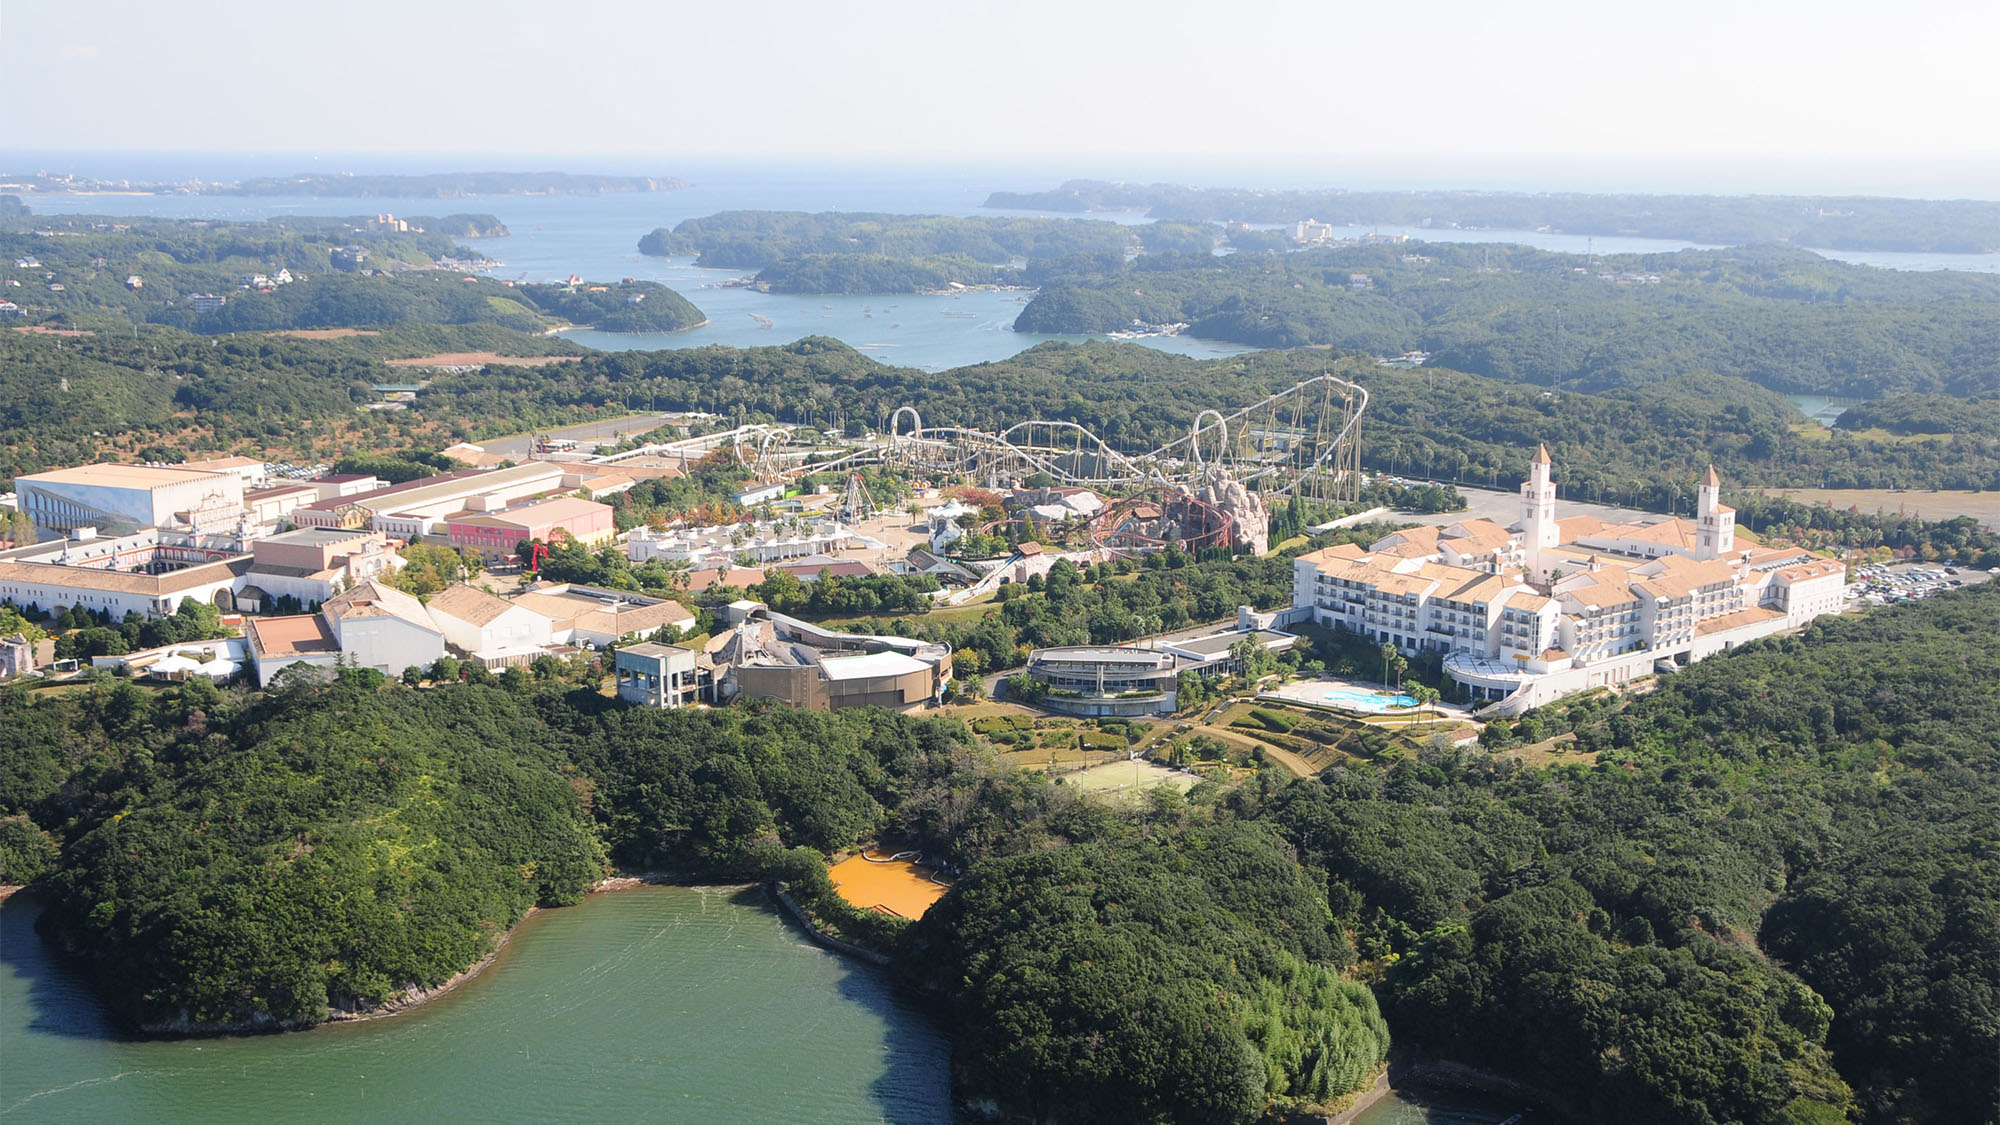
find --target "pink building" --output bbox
[446,496,616,561]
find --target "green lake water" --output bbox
[0,887,952,1123]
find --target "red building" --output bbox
[446,496,615,561]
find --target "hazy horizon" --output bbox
[6,149,1998,203]
[5,0,1997,201]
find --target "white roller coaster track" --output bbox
[743,373,1367,497]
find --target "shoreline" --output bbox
[323,873,714,1026]
[323,906,537,1025]
[1323,1066,1393,1124]
[4,875,744,1037]
[550,317,709,336]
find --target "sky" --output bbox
[4,0,1997,196]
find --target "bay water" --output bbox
[15,167,1993,374]
[0,887,951,1123]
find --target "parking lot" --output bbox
[1848,562,1994,609]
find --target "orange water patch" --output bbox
[827,853,949,919]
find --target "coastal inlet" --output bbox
[0,887,951,1124]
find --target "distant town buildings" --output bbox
[1293,219,1337,245]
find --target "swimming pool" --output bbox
[1314,685,1420,712]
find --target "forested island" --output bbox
[1013,242,2000,398]
[639,210,1140,293]
[0,213,703,338]
[987,179,2000,253]
[2,171,686,197]
[4,570,1994,1122]
[630,209,2000,399]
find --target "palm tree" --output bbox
[1409,684,1441,733]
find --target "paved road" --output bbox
[480,413,691,459]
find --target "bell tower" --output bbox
[1696,464,1734,560]
[1521,444,1558,578]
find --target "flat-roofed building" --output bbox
[707,601,949,711]
[614,641,703,708]
[244,527,402,610]
[1025,645,1196,716]
[15,463,246,537]
[445,495,615,561]
[177,455,269,487]
[293,463,567,539]
[1023,622,1297,717]
[308,473,386,501]
[245,483,319,526]
[245,613,341,686]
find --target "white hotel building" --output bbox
[1293,447,1847,711]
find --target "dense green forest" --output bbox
[6,677,605,1031]
[10,324,2000,540]
[637,209,1293,294]
[986,179,2000,253]
[1837,391,2000,439]
[637,210,1132,269]
[5,584,1994,1120]
[423,337,2000,494]
[1014,243,2000,398]
[751,253,1017,293]
[0,322,581,479]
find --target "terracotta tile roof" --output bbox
[777,559,878,581]
[686,565,766,590]
[1555,515,1609,540]
[1561,578,1641,608]
[1696,606,1786,635]
[1297,543,1368,565]
[0,556,250,595]
[425,583,520,627]
[1373,526,1440,551]
[1369,571,1438,597]
[246,613,338,657]
[323,579,439,632]
[1774,560,1846,583]
[1499,590,1554,612]
[1612,519,1698,550]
